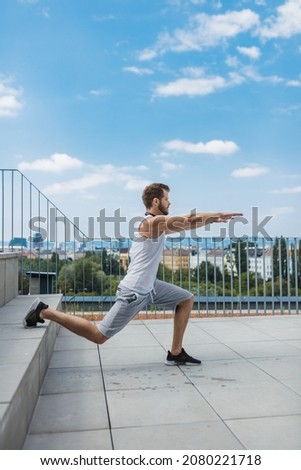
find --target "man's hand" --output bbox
[215,212,243,223]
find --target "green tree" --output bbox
[58,257,107,294]
[290,239,301,291]
[85,249,124,276]
[157,263,173,283]
[273,236,287,279]
[195,261,223,283]
[233,240,248,276]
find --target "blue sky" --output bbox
[1,0,301,239]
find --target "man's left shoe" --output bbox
[165,348,202,366]
[23,297,48,328]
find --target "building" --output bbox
[161,248,190,271]
[248,248,272,280]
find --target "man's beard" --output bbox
[158,202,169,215]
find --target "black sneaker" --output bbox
[165,348,202,366]
[23,298,48,328]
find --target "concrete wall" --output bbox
[0,253,18,307]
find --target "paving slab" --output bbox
[24,429,112,450]
[225,339,300,359]
[54,334,98,351]
[226,415,301,450]
[267,327,301,341]
[112,421,244,450]
[41,366,104,395]
[182,358,273,384]
[101,323,161,349]
[102,363,190,391]
[100,345,165,366]
[183,342,242,361]
[145,321,220,346]
[285,339,301,350]
[193,379,301,420]
[280,378,301,395]
[197,321,274,343]
[249,356,301,381]
[48,348,100,368]
[107,386,219,428]
[27,391,109,434]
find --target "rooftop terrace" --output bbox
[22,313,301,450]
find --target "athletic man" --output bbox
[23,183,242,365]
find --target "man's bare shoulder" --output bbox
[139,215,186,238]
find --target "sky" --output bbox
[0,0,301,240]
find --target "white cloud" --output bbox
[138,49,158,61]
[0,78,24,117]
[18,153,84,173]
[123,177,150,191]
[139,9,259,60]
[271,185,301,194]
[181,67,206,78]
[226,55,239,67]
[163,139,239,156]
[160,161,183,171]
[286,79,301,87]
[258,0,301,39]
[231,164,269,177]
[42,164,151,196]
[237,46,261,59]
[123,66,153,76]
[154,66,246,98]
[154,76,227,97]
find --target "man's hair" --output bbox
[142,183,170,209]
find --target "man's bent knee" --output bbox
[177,295,194,310]
[93,330,109,345]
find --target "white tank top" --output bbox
[120,216,165,294]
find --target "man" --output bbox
[24,183,242,365]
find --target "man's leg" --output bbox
[24,289,149,345]
[40,307,108,344]
[171,295,194,355]
[151,280,200,365]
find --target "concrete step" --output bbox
[0,294,62,449]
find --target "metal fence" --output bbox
[1,169,300,316]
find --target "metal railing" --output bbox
[1,169,300,316]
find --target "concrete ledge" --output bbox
[0,294,62,449]
[0,253,18,307]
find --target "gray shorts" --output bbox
[97,279,193,338]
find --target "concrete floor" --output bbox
[23,314,301,450]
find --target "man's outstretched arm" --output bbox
[140,212,243,237]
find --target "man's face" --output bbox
[158,190,170,215]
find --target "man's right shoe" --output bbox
[165,348,202,366]
[23,297,48,328]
